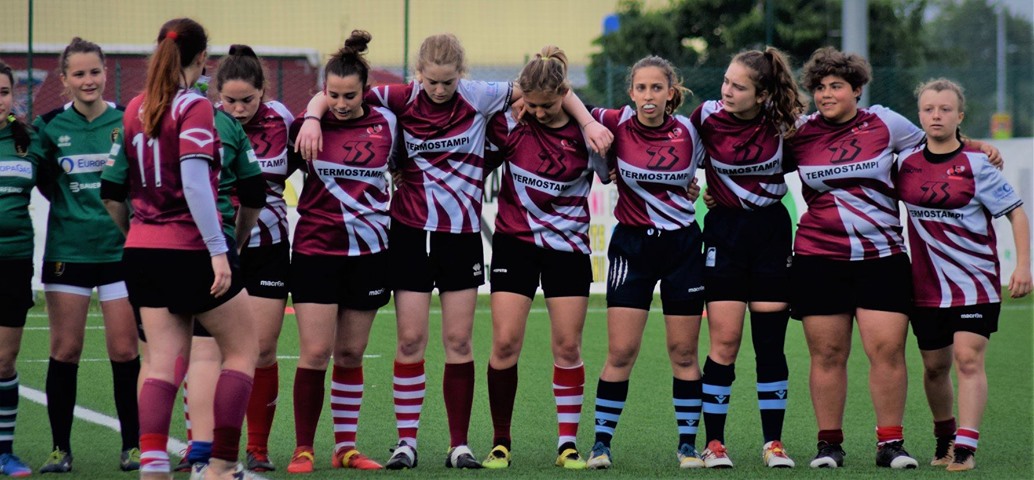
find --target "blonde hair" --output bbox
[516,45,570,97]
[416,33,466,76]
[915,78,966,112]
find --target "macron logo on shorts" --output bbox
[959,313,983,319]
[259,280,285,288]
[368,288,385,296]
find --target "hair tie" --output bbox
[6,114,15,124]
[166,31,178,41]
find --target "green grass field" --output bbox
[13,292,1033,479]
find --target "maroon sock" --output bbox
[443,361,475,447]
[246,363,279,453]
[934,417,957,438]
[139,378,177,472]
[818,429,844,445]
[139,378,177,437]
[211,370,254,462]
[293,367,326,448]
[487,364,518,445]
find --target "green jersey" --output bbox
[215,110,261,238]
[35,103,125,262]
[0,124,44,259]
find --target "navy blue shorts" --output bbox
[490,232,591,299]
[789,253,913,320]
[702,203,792,303]
[606,223,705,316]
[911,303,1000,350]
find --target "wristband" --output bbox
[304,115,320,122]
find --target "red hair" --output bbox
[141,18,207,137]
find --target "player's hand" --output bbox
[209,253,232,298]
[686,177,700,201]
[702,189,717,209]
[295,117,323,160]
[608,168,618,183]
[511,98,527,123]
[975,142,1003,169]
[1009,267,1032,298]
[582,120,613,156]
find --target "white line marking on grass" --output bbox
[18,385,270,479]
[24,326,106,331]
[21,354,383,363]
[371,308,610,315]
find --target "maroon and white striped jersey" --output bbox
[788,105,923,260]
[365,79,512,234]
[290,106,398,256]
[486,110,607,254]
[897,145,1023,307]
[241,101,294,247]
[122,90,220,250]
[691,100,788,210]
[592,106,703,230]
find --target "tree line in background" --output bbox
[583,0,1034,138]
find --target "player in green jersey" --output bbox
[32,38,143,474]
[0,59,45,478]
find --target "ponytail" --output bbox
[141,18,208,137]
[732,47,806,138]
[516,45,570,97]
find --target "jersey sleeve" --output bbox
[973,155,1023,218]
[458,80,512,116]
[225,115,261,181]
[30,117,59,192]
[268,100,295,130]
[592,106,623,132]
[874,105,925,154]
[178,98,217,163]
[366,83,410,112]
[483,111,511,172]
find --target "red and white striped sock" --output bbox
[955,428,979,452]
[182,380,192,442]
[553,363,584,448]
[393,360,425,448]
[331,365,363,453]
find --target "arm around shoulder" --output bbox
[1006,206,1032,298]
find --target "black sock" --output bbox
[701,357,735,444]
[47,358,78,453]
[752,310,790,443]
[592,379,628,447]
[0,374,18,454]
[111,357,141,450]
[673,377,702,448]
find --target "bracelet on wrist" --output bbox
[304,115,320,122]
